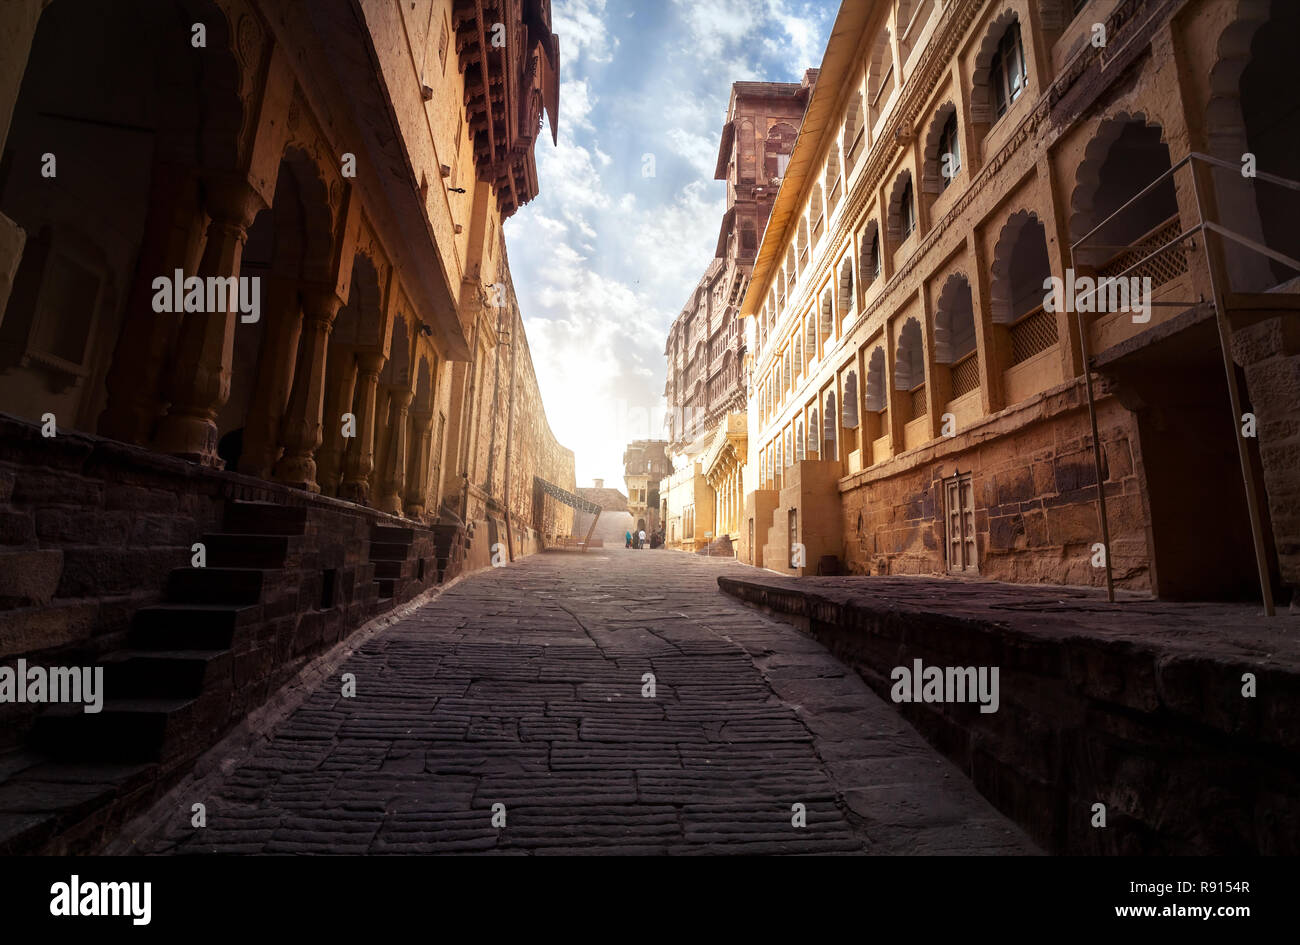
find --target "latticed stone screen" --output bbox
[910,384,928,419]
[950,352,980,398]
[1010,306,1058,364]
[1097,215,1188,289]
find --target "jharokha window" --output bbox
[991,20,1028,120]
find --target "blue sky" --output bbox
[506,0,839,491]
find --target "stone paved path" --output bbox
[132,548,1038,854]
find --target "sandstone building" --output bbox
[0,0,571,852]
[660,79,813,553]
[738,0,1298,612]
[622,439,668,535]
[664,78,813,454]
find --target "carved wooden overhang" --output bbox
[453,0,560,219]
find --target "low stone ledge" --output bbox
[717,572,1300,854]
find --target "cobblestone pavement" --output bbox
[133,548,1038,855]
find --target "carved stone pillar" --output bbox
[316,346,358,498]
[153,175,264,465]
[238,276,301,479]
[98,161,204,445]
[404,410,433,517]
[274,287,343,492]
[377,387,413,515]
[340,351,385,504]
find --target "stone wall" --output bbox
[450,261,574,571]
[838,378,1150,589]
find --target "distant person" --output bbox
[625,529,632,548]
[638,529,647,549]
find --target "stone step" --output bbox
[369,541,409,561]
[129,603,259,650]
[166,567,269,605]
[373,559,414,580]
[32,697,197,762]
[223,501,308,536]
[100,649,230,700]
[371,524,414,543]
[202,533,294,569]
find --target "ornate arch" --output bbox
[887,169,914,243]
[933,272,976,363]
[990,209,1047,324]
[865,346,888,412]
[866,26,893,107]
[894,317,925,390]
[921,101,959,194]
[970,8,1019,124]
[842,371,860,428]
[860,219,881,284]
[839,256,854,313]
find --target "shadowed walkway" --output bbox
[126,548,1037,855]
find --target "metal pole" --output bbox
[1069,245,1116,603]
[1190,159,1276,616]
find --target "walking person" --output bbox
[638,528,647,549]
[625,529,632,549]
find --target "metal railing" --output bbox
[1070,151,1300,616]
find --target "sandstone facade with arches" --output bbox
[739,0,1299,609]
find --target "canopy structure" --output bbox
[532,476,602,551]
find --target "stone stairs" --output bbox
[432,521,468,583]
[370,523,416,604]
[30,500,304,763]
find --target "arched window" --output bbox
[860,221,881,286]
[823,390,838,460]
[845,92,866,170]
[795,418,806,461]
[889,172,916,243]
[990,19,1027,119]
[938,112,960,190]
[867,27,894,127]
[839,257,854,316]
[765,122,798,182]
[934,274,980,401]
[808,407,820,456]
[825,142,842,217]
[819,289,834,346]
[895,317,927,421]
[991,210,1059,370]
[804,313,816,366]
[842,371,860,429]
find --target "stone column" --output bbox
[97,161,204,445]
[316,346,358,497]
[404,410,433,517]
[238,276,302,479]
[377,387,413,515]
[274,287,343,492]
[153,175,264,465]
[340,351,385,504]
